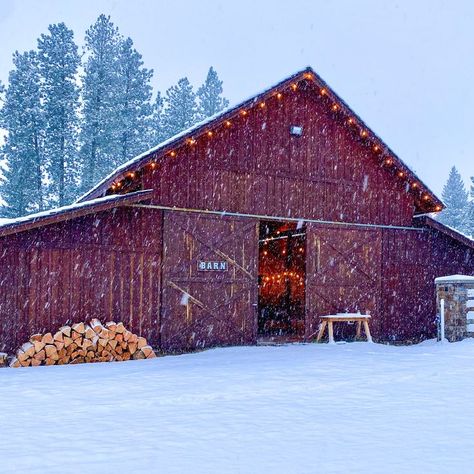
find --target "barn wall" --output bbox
[305,224,383,339]
[142,86,415,227]
[380,227,474,342]
[0,204,473,354]
[0,207,163,353]
[304,224,474,343]
[380,229,435,341]
[160,211,258,351]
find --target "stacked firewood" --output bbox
[10,319,156,368]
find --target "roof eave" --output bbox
[415,215,474,250]
[0,190,153,238]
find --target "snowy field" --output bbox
[2,340,474,473]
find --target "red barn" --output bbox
[0,67,473,353]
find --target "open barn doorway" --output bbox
[258,220,306,341]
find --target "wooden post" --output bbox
[363,319,373,343]
[328,320,335,344]
[316,320,327,342]
[440,298,445,343]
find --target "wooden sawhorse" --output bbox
[316,314,372,344]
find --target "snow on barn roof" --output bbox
[0,190,152,238]
[416,215,474,250]
[434,274,474,283]
[76,66,444,214]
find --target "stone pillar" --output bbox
[435,275,474,342]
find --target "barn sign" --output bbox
[197,260,228,271]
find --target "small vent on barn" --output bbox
[290,125,303,136]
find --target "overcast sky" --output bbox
[0,0,472,196]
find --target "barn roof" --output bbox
[415,215,474,250]
[77,66,444,214]
[0,190,152,238]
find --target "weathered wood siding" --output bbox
[305,224,383,340]
[304,224,474,343]
[142,86,415,226]
[160,211,258,351]
[0,207,162,353]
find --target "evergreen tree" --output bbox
[116,37,154,162]
[80,14,122,192]
[467,177,474,237]
[150,91,165,145]
[197,66,229,120]
[0,80,5,193]
[438,166,469,233]
[161,77,198,139]
[0,51,45,217]
[37,23,80,206]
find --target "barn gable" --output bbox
[78,66,443,226]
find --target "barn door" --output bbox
[305,224,382,340]
[160,211,259,351]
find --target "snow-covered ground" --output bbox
[2,340,474,473]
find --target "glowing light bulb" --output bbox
[277,92,283,99]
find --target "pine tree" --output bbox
[0,80,4,105]
[0,51,45,217]
[162,77,198,139]
[0,80,6,195]
[37,23,80,206]
[438,166,469,233]
[197,67,229,120]
[116,37,154,162]
[467,177,474,237]
[150,91,165,145]
[80,14,122,192]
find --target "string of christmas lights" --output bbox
[107,70,442,212]
[261,271,305,287]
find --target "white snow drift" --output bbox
[1,340,474,473]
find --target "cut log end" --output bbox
[10,320,155,368]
